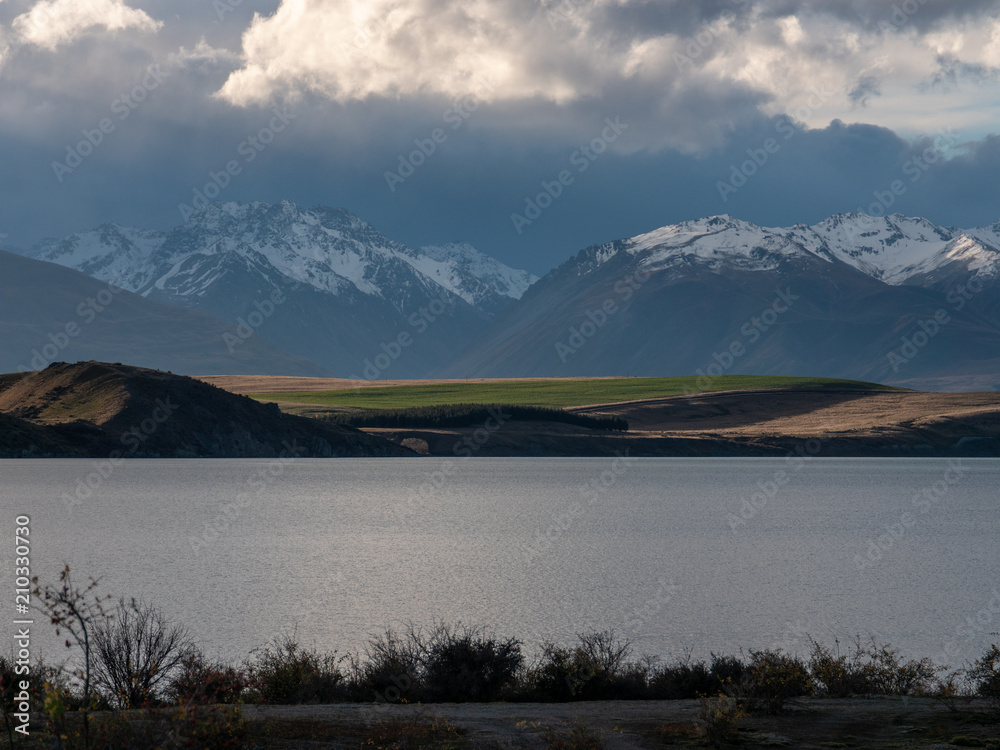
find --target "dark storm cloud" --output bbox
[920,55,1000,93]
[751,0,1000,31]
[3,95,998,277]
[591,0,1000,35]
[848,76,882,107]
[1,0,998,276]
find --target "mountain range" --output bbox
[8,203,1000,390]
[444,213,1000,390]
[20,201,536,379]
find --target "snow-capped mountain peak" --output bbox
[29,201,537,315]
[606,212,1000,285]
[626,214,811,273]
[417,242,538,310]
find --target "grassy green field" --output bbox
[253,375,899,410]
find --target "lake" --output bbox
[6,457,999,669]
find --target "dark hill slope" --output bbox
[0,361,410,457]
[0,250,329,376]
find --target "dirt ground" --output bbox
[574,389,1000,439]
[240,697,1000,749]
[357,389,1000,457]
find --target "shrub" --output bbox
[353,627,423,703]
[249,636,343,704]
[529,643,585,701]
[168,651,249,706]
[648,658,715,699]
[968,644,1000,707]
[528,631,638,701]
[422,624,523,702]
[542,721,605,750]
[808,639,873,697]
[710,653,746,688]
[91,703,248,749]
[861,640,937,696]
[93,598,192,708]
[1,654,47,746]
[732,649,813,713]
[324,404,629,432]
[697,694,743,745]
[362,716,465,750]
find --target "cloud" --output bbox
[11,0,161,51]
[215,0,1000,152]
[165,38,241,75]
[0,25,9,69]
[849,75,881,107]
[217,0,602,106]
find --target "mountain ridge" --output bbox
[14,207,1000,388]
[23,201,538,377]
[439,213,1000,389]
[27,200,538,314]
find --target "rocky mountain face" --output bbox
[441,214,1000,390]
[27,201,537,378]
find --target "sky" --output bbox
[0,0,999,275]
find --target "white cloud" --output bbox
[12,0,161,51]
[166,39,240,74]
[215,0,1000,146]
[0,26,9,70]
[217,0,646,106]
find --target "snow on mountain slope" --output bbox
[627,215,814,272]
[612,213,1000,285]
[417,242,538,310]
[28,202,536,314]
[31,224,167,291]
[796,213,955,283]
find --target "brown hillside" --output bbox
[0,362,411,458]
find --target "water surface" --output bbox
[6,458,998,668]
